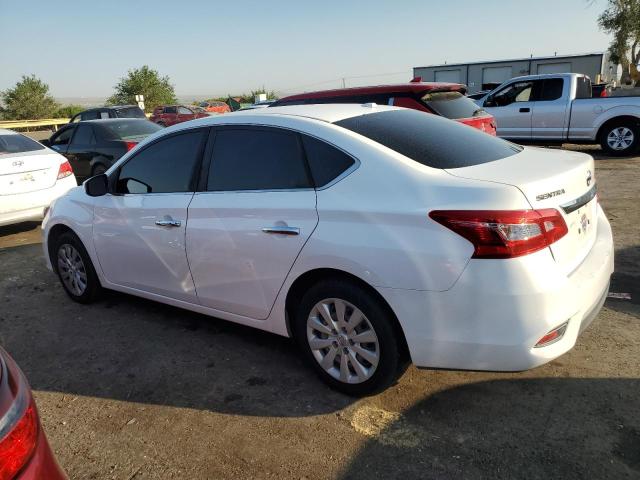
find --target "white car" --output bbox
[42,105,614,395]
[1,129,77,227]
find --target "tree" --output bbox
[598,0,640,85]
[107,66,177,112]
[1,75,58,120]
[54,104,84,119]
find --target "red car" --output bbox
[150,105,209,127]
[199,101,231,114]
[271,78,497,135]
[0,347,66,479]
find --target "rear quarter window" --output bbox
[334,109,521,169]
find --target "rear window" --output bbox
[99,120,162,141]
[576,76,592,99]
[334,109,522,169]
[0,134,45,155]
[420,91,483,119]
[115,107,146,119]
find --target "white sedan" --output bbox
[42,104,613,395]
[1,129,77,227]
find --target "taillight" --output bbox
[57,161,73,180]
[125,141,138,152]
[429,209,568,259]
[0,396,39,480]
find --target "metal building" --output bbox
[413,53,614,93]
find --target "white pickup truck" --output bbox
[474,73,640,156]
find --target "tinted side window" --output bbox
[116,129,206,194]
[207,128,311,191]
[301,135,355,187]
[165,106,177,114]
[81,110,100,121]
[71,125,95,145]
[51,127,76,145]
[575,77,592,99]
[178,107,192,114]
[335,109,522,169]
[537,78,564,101]
[490,81,533,106]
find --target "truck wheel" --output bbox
[600,120,639,156]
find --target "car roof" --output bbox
[179,103,401,126]
[277,82,466,102]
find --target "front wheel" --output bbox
[53,231,102,303]
[600,121,639,156]
[293,279,403,396]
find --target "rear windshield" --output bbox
[115,107,146,119]
[334,109,522,169]
[99,120,162,140]
[420,91,484,119]
[0,134,45,155]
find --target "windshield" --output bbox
[335,109,521,169]
[420,91,486,119]
[115,107,146,119]
[0,134,45,155]
[99,120,162,140]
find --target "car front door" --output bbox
[483,80,536,139]
[65,124,96,179]
[186,126,319,320]
[92,127,208,302]
[177,106,195,123]
[48,125,76,156]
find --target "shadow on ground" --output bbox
[339,378,640,480]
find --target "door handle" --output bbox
[155,219,181,227]
[262,226,300,236]
[519,107,531,113]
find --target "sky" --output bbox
[0,0,611,100]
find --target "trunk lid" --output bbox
[445,146,597,274]
[0,149,63,195]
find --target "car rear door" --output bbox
[530,78,570,140]
[186,126,318,320]
[483,80,536,139]
[92,127,208,302]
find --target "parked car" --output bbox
[0,130,76,227]
[44,119,162,181]
[0,346,67,479]
[199,101,231,114]
[43,104,613,396]
[150,105,209,127]
[69,105,146,123]
[270,79,497,135]
[474,73,640,155]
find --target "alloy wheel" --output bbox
[607,127,634,151]
[57,244,88,296]
[306,298,380,384]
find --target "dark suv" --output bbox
[69,105,146,123]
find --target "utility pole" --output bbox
[341,77,346,88]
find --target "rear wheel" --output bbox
[293,279,402,396]
[53,231,102,303]
[600,120,639,156]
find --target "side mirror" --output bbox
[85,174,108,197]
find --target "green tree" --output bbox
[107,66,177,112]
[598,0,640,85]
[54,104,85,119]
[1,75,59,120]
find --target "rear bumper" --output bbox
[378,204,614,372]
[0,177,76,227]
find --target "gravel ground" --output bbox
[0,146,638,480]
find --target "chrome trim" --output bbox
[155,219,181,227]
[262,226,300,235]
[560,184,597,214]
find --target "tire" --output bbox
[52,231,102,304]
[599,120,639,156]
[91,164,107,176]
[293,279,403,396]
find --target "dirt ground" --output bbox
[0,146,638,480]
